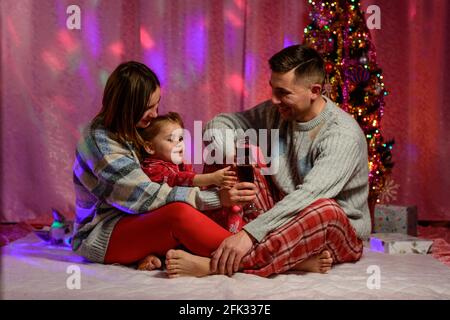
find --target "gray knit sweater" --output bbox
[204,96,371,242]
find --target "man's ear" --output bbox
[310,84,322,99]
[144,143,155,155]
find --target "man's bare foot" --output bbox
[292,250,333,273]
[165,249,212,278]
[137,254,162,271]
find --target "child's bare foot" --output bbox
[137,254,162,271]
[165,249,212,278]
[293,250,333,273]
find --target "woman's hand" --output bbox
[219,182,257,207]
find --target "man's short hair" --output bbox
[269,44,325,85]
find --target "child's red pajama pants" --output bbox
[104,198,362,277]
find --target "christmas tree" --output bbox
[302,0,395,212]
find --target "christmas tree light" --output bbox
[303,0,394,210]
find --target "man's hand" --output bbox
[211,230,254,276]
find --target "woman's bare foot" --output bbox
[292,250,333,273]
[165,249,212,278]
[137,254,162,271]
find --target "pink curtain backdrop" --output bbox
[1,0,449,223]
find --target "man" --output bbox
[165,44,371,278]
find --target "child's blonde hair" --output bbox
[140,112,184,143]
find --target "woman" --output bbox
[72,61,257,269]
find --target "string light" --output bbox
[303,0,394,206]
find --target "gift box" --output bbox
[369,233,433,254]
[373,204,418,236]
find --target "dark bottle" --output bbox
[236,136,254,183]
[237,164,254,183]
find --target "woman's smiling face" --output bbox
[136,86,161,129]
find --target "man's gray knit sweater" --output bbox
[204,96,371,242]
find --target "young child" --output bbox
[140,112,275,230]
[136,112,243,271]
[137,112,272,271]
[139,112,237,189]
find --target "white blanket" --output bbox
[2,233,450,299]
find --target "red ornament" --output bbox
[325,62,333,74]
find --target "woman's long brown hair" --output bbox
[94,61,160,159]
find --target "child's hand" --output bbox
[212,166,237,188]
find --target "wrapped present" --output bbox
[373,204,418,236]
[369,233,433,254]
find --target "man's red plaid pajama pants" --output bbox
[240,198,364,277]
[202,154,363,278]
